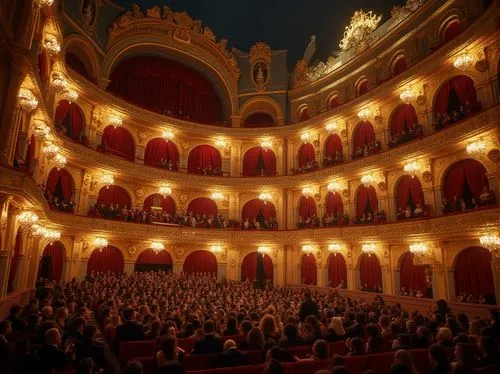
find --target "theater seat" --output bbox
[178,338,197,352]
[293,360,329,373]
[184,353,220,371]
[367,351,395,374]
[214,365,265,374]
[474,365,500,374]
[289,345,312,358]
[410,349,432,373]
[119,341,156,361]
[344,355,369,373]
[247,349,264,365]
[328,341,347,356]
[136,357,155,374]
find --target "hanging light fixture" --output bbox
[101,174,114,189]
[399,87,415,104]
[53,154,67,170]
[43,34,61,55]
[210,245,223,254]
[107,114,122,128]
[479,234,500,252]
[362,243,377,256]
[328,244,342,255]
[32,120,51,139]
[42,142,59,160]
[326,121,338,133]
[51,72,68,90]
[18,210,39,228]
[360,173,374,187]
[211,192,224,201]
[43,229,61,244]
[162,129,174,141]
[31,224,46,239]
[409,242,428,255]
[258,192,272,204]
[403,160,420,178]
[150,241,165,254]
[301,187,314,197]
[257,246,271,257]
[93,237,108,252]
[260,139,272,151]
[59,88,78,103]
[357,108,371,121]
[302,245,314,256]
[215,139,227,148]
[35,0,55,6]
[453,52,474,72]
[300,132,311,143]
[18,88,39,113]
[159,185,172,198]
[466,140,486,156]
[327,182,342,193]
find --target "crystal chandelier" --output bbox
[302,245,313,256]
[159,185,172,198]
[43,229,61,244]
[339,10,382,52]
[18,210,39,228]
[53,154,67,170]
[108,114,122,128]
[35,0,54,6]
[300,132,311,143]
[31,224,46,239]
[466,140,486,156]
[260,140,272,151]
[257,246,271,257]
[162,129,174,141]
[59,88,78,103]
[93,237,108,252]
[357,108,371,121]
[301,187,314,197]
[32,120,50,139]
[101,174,114,189]
[328,244,342,254]
[211,192,224,201]
[399,87,415,104]
[259,192,272,204]
[453,52,473,72]
[409,243,428,255]
[43,34,61,55]
[215,139,227,148]
[18,88,39,113]
[327,182,342,193]
[326,121,338,133]
[210,245,223,254]
[479,235,500,252]
[51,73,68,90]
[360,174,374,187]
[150,241,165,254]
[362,243,377,256]
[403,160,420,178]
[43,142,59,160]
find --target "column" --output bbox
[135,145,145,165]
[61,259,71,282]
[382,265,392,295]
[78,261,88,281]
[347,265,355,290]
[124,262,134,274]
[393,269,401,296]
[0,252,10,297]
[26,239,42,289]
[491,256,500,305]
[13,255,28,292]
[353,267,361,291]
[77,171,92,215]
[230,142,241,177]
[217,264,227,281]
[316,264,324,287]
[172,263,183,274]
[228,192,239,221]
[283,245,295,285]
[323,267,329,288]
[445,268,456,301]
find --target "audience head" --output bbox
[332,366,349,374]
[428,343,449,365]
[223,339,236,351]
[44,327,61,346]
[265,359,284,374]
[203,319,215,334]
[248,327,265,350]
[394,349,415,370]
[329,317,345,335]
[350,337,364,353]
[312,339,329,359]
[436,327,452,342]
[390,363,411,374]
[123,361,143,374]
[159,336,178,360]
[453,363,474,374]
[123,307,136,321]
[0,320,12,335]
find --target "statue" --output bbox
[82,0,95,27]
[146,6,162,19]
[131,4,144,18]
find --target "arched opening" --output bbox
[359,253,382,292]
[443,20,463,43]
[297,196,318,228]
[357,78,369,95]
[87,246,124,274]
[242,147,276,176]
[399,252,430,298]
[187,145,222,175]
[241,199,277,229]
[183,250,217,276]
[454,246,495,304]
[54,100,86,143]
[144,138,180,170]
[301,254,317,285]
[323,134,343,166]
[135,249,173,273]
[187,197,218,217]
[297,143,316,172]
[355,185,380,223]
[143,194,176,214]
[442,159,493,213]
[396,176,426,219]
[7,230,22,293]
[37,241,65,282]
[392,55,407,76]
[327,253,347,288]
[241,252,273,283]
[95,186,132,218]
[24,135,36,175]
[433,75,480,130]
[389,104,420,147]
[323,192,345,226]
[100,125,135,161]
[352,121,379,159]
[328,94,339,110]
[108,56,223,123]
[243,112,275,128]
[65,52,90,80]
[45,167,75,212]
[298,106,311,122]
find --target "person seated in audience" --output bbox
[365,323,387,353]
[428,343,452,374]
[302,314,324,344]
[192,320,223,354]
[37,328,74,374]
[453,343,478,369]
[223,316,239,336]
[213,339,248,368]
[302,339,329,361]
[393,349,420,374]
[478,336,499,367]
[156,336,184,368]
[404,206,412,219]
[479,186,495,206]
[75,325,109,371]
[268,340,297,363]
[436,327,453,347]
[470,198,479,209]
[416,289,424,298]
[396,207,405,220]
[325,317,346,342]
[7,304,26,332]
[114,307,145,352]
[414,204,424,217]
[346,337,365,356]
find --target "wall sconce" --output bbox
[43,34,61,55]
[302,245,313,256]
[210,245,223,254]
[93,237,108,252]
[357,108,371,121]
[18,88,39,113]
[466,140,486,156]
[362,243,377,256]
[51,73,68,91]
[215,139,227,148]
[35,0,55,6]
[328,244,342,254]
[258,192,272,203]
[479,234,499,252]
[43,229,61,244]
[409,242,428,255]
[260,140,272,150]
[301,187,314,197]
[107,114,122,128]
[159,185,172,198]
[150,241,165,254]
[453,52,473,72]
[399,87,415,104]
[360,173,375,187]
[211,192,224,201]
[18,210,39,228]
[403,160,420,178]
[327,182,342,193]
[300,132,311,143]
[42,142,59,160]
[53,153,67,170]
[101,174,114,189]
[257,246,271,257]
[162,129,174,141]
[59,88,78,103]
[326,121,338,133]
[32,120,51,139]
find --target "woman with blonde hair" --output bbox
[302,314,324,344]
[259,314,281,341]
[104,314,121,345]
[326,317,346,342]
[394,349,420,374]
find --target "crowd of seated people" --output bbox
[433,101,481,130]
[1,271,500,374]
[157,108,231,127]
[396,204,427,220]
[40,185,75,213]
[193,165,223,176]
[456,293,496,305]
[388,126,422,147]
[442,187,496,215]
[360,283,383,293]
[400,287,428,299]
[240,217,279,230]
[297,215,321,229]
[352,211,387,224]
[55,124,89,146]
[294,161,320,174]
[155,158,179,171]
[352,141,381,160]
[327,280,347,289]
[322,213,350,227]
[323,152,343,167]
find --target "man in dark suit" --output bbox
[6,304,25,332]
[192,320,223,355]
[114,308,145,353]
[346,312,366,339]
[212,339,248,368]
[298,289,318,322]
[37,328,73,374]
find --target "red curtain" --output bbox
[359,254,382,290]
[299,107,310,121]
[358,80,368,95]
[144,138,180,166]
[187,198,217,216]
[40,242,64,282]
[399,252,427,293]
[136,249,173,265]
[356,185,378,217]
[97,185,131,208]
[298,143,315,167]
[241,252,273,281]
[324,134,342,159]
[396,176,425,210]
[65,52,90,79]
[183,250,218,275]
[7,230,22,293]
[328,254,347,287]
[328,96,339,109]
[325,192,344,215]
[434,76,477,116]
[108,56,222,123]
[454,247,494,299]
[241,199,276,220]
[55,100,85,140]
[25,136,35,175]
[299,196,317,219]
[301,255,317,285]
[187,145,221,173]
[38,50,47,81]
[353,121,376,151]
[143,194,176,214]
[393,57,407,76]
[444,21,463,42]
[46,168,74,201]
[390,104,418,137]
[443,159,489,201]
[243,112,274,128]
[242,147,276,176]
[87,246,124,274]
[101,125,135,161]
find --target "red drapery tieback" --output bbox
[143,194,176,214]
[241,199,276,220]
[187,198,218,217]
[242,147,277,176]
[183,250,218,275]
[443,159,489,201]
[136,249,173,265]
[356,185,378,217]
[298,143,315,167]
[87,246,124,274]
[328,254,347,287]
[241,252,273,281]
[187,145,222,173]
[101,125,135,161]
[359,254,382,290]
[144,138,180,167]
[454,246,494,299]
[301,254,317,285]
[399,252,427,293]
[46,167,74,201]
[396,175,425,210]
[97,185,132,208]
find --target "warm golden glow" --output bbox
[17,88,39,112]
[210,245,223,254]
[257,246,271,256]
[214,139,227,148]
[466,140,486,156]
[101,174,114,188]
[43,143,60,160]
[326,121,338,132]
[107,114,123,128]
[211,192,224,200]
[399,87,415,104]
[93,238,108,251]
[59,88,78,103]
[35,0,55,6]
[301,187,314,196]
[53,154,67,170]
[362,243,377,256]
[357,108,371,121]
[150,241,165,253]
[18,211,39,227]
[328,244,342,253]
[260,139,272,150]
[162,129,174,140]
[159,185,172,198]
[403,160,420,178]
[327,182,342,193]
[300,132,311,143]
[51,74,68,90]
[302,245,313,255]
[43,229,61,244]
[32,120,51,139]
[453,52,474,72]
[339,10,382,51]
[43,34,61,55]
[479,235,499,252]
[409,242,428,255]
[258,192,272,203]
[360,173,374,187]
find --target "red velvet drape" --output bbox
[393,57,407,76]
[301,254,317,285]
[298,143,315,167]
[242,147,276,176]
[356,185,378,217]
[143,194,176,214]
[144,138,180,167]
[353,121,376,151]
[97,185,131,208]
[25,136,35,175]
[358,80,368,95]
[396,176,425,210]
[46,168,74,201]
[55,100,85,140]
[87,246,124,274]
[187,145,222,173]
[38,50,47,81]
[299,107,310,122]
[40,241,64,282]
[328,96,339,109]
[243,112,274,128]
[241,199,276,220]
[299,196,317,218]
[183,250,218,275]
[187,198,217,216]
[324,134,342,159]
[108,56,222,123]
[443,159,489,201]
[241,252,273,281]
[136,249,173,265]
[101,125,135,161]
[359,254,382,290]
[454,247,494,299]
[399,252,427,293]
[434,76,477,116]
[65,52,90,79]
[390,104,418,137]
[443,20,463,42]
[7,230,22,293]
[325,192,344,215]
[328,254,347,287]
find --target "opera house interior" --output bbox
[0,0,499,373]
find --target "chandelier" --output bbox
[300,132,311,143]
[257,246,271,257]
[32,120,50,139]
[210,245,223,254]
[93,237,108,252]
[258,192,272,204]
[327,182,342,193]
[18,210,39,228]
[43,229,61,244]
[59,88,78,103]
[328,244,342,254]
[101,174,114,188]
[150,241,165,254]
[453,52,473,72]
[466,140,486,156]
[403,160,420,178]
[399,87,415,104]
[53,153,67,170]
[162,129,174,141]
[260,140,272,151]
[31,224,46,239]
[51,73,68,90]
[211,192,224,201]
[43,142,59,160]
[18,88,39,113]
[43,35,61,55]
[339,10,382,52]
[409,243,428,255]
[479,235,500,252]
[357,108,371,121]
[301,187,314,197]
[362,243,377,256]
[35,0,54,6]
[360,173,374,187]
[302,245,314,256]
[107,114,122,128]
[214,139,227,148]
[159,185,172,198]
[326,121,338,133]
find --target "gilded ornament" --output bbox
[127,245,137,257]
[341,129,348,138]
[229,259,236,268]
[377,181,387,191]
[180,194,188,204]
[174,23,191,43]
[422,171,432,183]
[342,189,350,198]
[416,94,426,106]
[146,6,161,19]
[488,149,499,163]
[374,114,383,125]
[72,251,80,264]
[131,4,144,18]
[175,248,184,259]
[249,42,272,64]
[292,60,311,88]
[474,59,488,72]
[135,189,144,198]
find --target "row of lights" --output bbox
[17,211,60,244]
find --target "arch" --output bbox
[327,93,340,109]
[399,252,428,296]
[38,241,65,282]
[100,125,135,161]
[301,254,317,285]
[242,147,276,176]
[108,55,223,123]
[298,196,317,220]
[356,76,369,95]
[241,252,273,282]
[454,246,495,303]
[359,253,382,292]
[54,100,86,141]
[135,248,173,272]
[389,104,418,140]
[187,145,222,174]
[63,34,100,81]
[183,250,217,276]
[65,52,90,80]
[241,199,276,221]
[298,105,311,122]
[352,121,376,157]
[324,192,344,215]
[442,19,463,43]
[298,143,315,168]
[187,197,218,217]
[97,185,132,208]
[396,175,425,212]
[144,138,180,169]
[87,245,124,274]
[240,96,284,126]
[7,229,22,293]
[390,53,408,76]
[143,194,176,214]
[323,134,343,164]
[46,167,75,204]
[355,185,378,218]
[243,112,275,128]
[327,253,347,288]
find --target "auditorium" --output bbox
[0,0,498,373]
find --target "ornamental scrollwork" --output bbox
[127,245,137,257]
